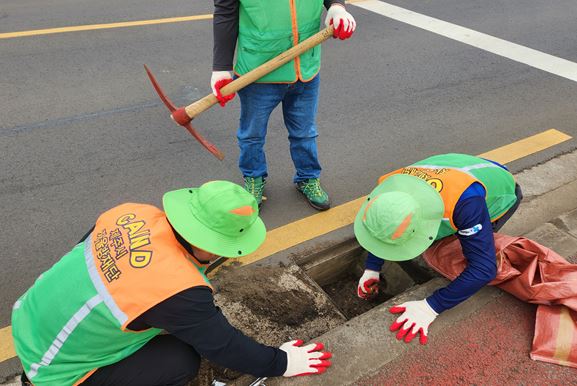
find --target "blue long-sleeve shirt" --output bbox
[365,164,508,313]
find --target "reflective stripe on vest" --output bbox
[27,294,102,379]
[85,234,128,325]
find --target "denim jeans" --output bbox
[237,74,322,183]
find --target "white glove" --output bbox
[210,71,234,106]
[389,299,438,345]
[280,339,332,377]
[210,71,233,95]
[357,269,380,300]
[324,4,356,40]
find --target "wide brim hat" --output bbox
[354,174,444,261]
[163,181,266,258]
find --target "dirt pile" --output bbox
[213,264,346,345]
[192,263,346,385]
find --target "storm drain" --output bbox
[298,238,436,319]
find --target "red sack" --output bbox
[423,233,577,368]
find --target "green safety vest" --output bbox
[235,0,324,83]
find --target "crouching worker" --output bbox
[12,181,331,386]
[354,153,522,345]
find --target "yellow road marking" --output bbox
[479,129,572,163]
[0,129,572,363]
[214,128,572,272]
[230,196,367,267]
[0,327,15,363]
[0,14,213,39]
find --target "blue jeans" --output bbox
[237,75,322,183]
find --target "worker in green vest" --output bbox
[355,154,523,345]
[211,0,356,210]
[12,181,331,386]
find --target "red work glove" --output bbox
[279,339,332,377]
[210,70,235,106]
[389,299,438,345]
[324,4,356,40]
[357,269,380,300]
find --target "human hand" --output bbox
[357,269,380,300]
[324,4,356,40]
[210,70,235,106]
[389,299,438,345]
[279,339,332,377]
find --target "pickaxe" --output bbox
[144,25,335,161]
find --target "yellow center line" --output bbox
[0,14,213,39]
[0,129,572,363]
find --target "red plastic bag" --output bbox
[423,233,577,368]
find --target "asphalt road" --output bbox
[1,0,577,329]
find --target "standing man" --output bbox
[12,181,331,386]
[354,153,523,345]
[211,0,356,210]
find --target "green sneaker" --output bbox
[296,178,330,211]
[244,176,266,207]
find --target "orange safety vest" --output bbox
[89,203,213,328]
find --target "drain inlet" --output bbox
[299,238,436,319]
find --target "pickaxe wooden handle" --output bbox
[145,25,334,160]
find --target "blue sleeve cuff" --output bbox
[426,294,445,314]
[365,252,385,271]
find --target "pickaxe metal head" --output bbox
[143,64,224,160]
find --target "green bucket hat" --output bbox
[354,174,445,261]
[163,180,266,258]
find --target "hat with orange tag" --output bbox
[163,180,266,258]
[354,174,444,261]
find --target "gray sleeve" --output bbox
[213,0,239,71]
[325,0,345,9]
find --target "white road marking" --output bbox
[353,1,577,82]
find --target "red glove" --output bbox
[389,300,438,345]
[210,71,235,107]
[279,340,332,377]
[357,269,380,300]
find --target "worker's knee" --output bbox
[160,336,201,383]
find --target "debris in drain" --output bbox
[321,272,393,319]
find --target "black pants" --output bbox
[492,184,523,232]
[23,335,200,386]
